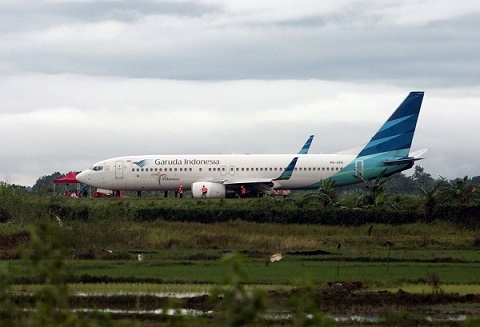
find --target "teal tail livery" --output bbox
[330,91,425,186]
[76,92,426,198]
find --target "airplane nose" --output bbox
[76,170,89,184]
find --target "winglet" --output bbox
[275,157,298,181]
[298,135,314,154]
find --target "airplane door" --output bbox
[355,160,364,177]
[115,160,124,179]
[229,165,236,176]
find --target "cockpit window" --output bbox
[92,166,103,171]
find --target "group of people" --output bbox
[166,185,185,198]
[66,186,89,198]
[66,190,80,198]
[164,184,209,198]
[69,184,259,199]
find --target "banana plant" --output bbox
[354,168,392,208]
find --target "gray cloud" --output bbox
[0,1,479,185]
[1,1,479,86]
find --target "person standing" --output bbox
[240,185,246,198]
[201,185,208,198]
[178,185,184,198]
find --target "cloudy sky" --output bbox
[1,0,480,187]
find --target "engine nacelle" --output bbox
[191,182,227,198]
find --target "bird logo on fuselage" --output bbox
[133,159,147,168]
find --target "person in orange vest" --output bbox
[201,185,208,198]
[178,185,184,198]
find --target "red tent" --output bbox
[53,172,80,196]
[54,172,78,184]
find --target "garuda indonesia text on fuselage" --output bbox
[76,92,426,198]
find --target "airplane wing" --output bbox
[222,157,298,187]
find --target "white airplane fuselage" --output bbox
[78,153,356,192]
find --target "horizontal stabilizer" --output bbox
[384,157,423,166]
[384,149,427,166]
[409,148,428,158]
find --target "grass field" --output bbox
[2,196,480,325]
[9,256,480,286]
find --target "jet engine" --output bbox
[191,182,227,198]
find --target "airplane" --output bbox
[76,91,425,198]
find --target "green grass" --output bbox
[6,253,480,285]
[46,219,480,252]
[3,193,480,325]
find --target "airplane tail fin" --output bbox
[356,91,424,159]
[331,91,424,185]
